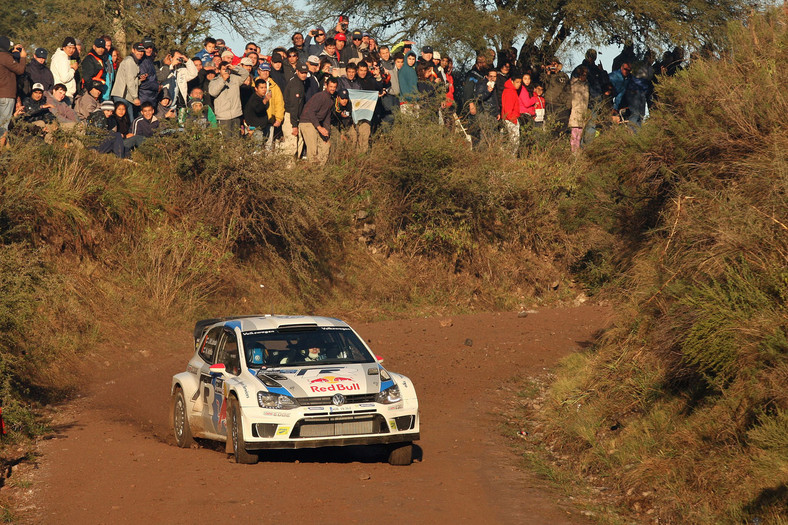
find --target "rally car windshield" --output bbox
[242,327,376,368]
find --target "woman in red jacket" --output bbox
[500,76,522,152]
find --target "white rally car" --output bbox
[171,315,419,465]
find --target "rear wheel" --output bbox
[172,387,194,448]
[388,442,413,466]
[228,398,258,465]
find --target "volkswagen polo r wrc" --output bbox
[171,315,420,465]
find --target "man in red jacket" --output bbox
[0,35,27,148]
[500,76,522,152]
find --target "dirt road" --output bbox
[16,306,609,524]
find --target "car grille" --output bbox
[292,414,388,438]
[296,394,377,406]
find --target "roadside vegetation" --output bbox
[1,8,786,523]
[519,9,788,524]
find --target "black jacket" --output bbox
[25,61,54,93]
[243,92,271,128]
[283,76,306,126]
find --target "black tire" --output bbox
[172,387,195,448]
[388,443,413,466]
[229,398,258,465]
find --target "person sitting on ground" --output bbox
[113,101,132,138]
[184,89,218,128]
[20,83,56,125]
[155,90,176,120]
[45,83,79,126]
[86,100,126,158]
[124,101,158,150]
[75,82,104,121]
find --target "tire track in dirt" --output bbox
[22,306,610,524]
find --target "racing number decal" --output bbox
[198,374,228,435]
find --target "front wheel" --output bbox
[388,443,413,466]
[172,387,194,448]
[228,398,258,464]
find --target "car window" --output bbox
[242,327,376,367]
[216,330,242,376]
[199,327,222,364]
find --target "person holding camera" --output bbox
[304,27,327,57]
[543,57,571,126]
[208,60,249,133]
[0,36,26,147]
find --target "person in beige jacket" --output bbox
[568,66,590,154]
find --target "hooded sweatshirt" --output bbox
[398,55,418,102]
[500,79,520,123]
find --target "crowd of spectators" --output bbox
[0,21,688,161]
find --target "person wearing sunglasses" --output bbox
[305,27,327,57]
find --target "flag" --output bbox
[347,89,379,123]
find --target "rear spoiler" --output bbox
[193,315,270,350]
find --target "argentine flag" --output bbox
[347,89,379,123]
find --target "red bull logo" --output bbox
[310,383,361,393]
[310,376,354,384]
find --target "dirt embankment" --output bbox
[7,306,610,524]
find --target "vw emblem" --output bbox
[332,393,345,406]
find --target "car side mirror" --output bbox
[376,355,384,364]
[209,363,226,375]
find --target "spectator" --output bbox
[543,57,570,123]
[243,78,272,148]
[75,83,103,120]
[336,33,355,68]
[462,54,487,112]
[532,84,546,127]
[304,56,322,101]
[184,89,218,128]
[111,43,145,117]
[26,48,54,95]
[572,49,609,102]
[305,27,327,57]
[124,100,159,150]
[113,101,132,138]
[398,52,418,103]
[283,63,308,156]
[320,38,340,70]
[195,38,217,62]
[338,62,360,91]
[1,37,25,147]
[45,83,79,127]
[138,39,159,106]
[609,62,632,112]
[283,48,299,82]
[568,66,590,153]
[101,35,115,101]
[330,87,355,153]
[19,83,56,127]
[156,90,176,119]
[500,75,521,151]
[291,33,308,62]
[208,60,250,133]
[477,69,499,118]
[518,72,537,122]
[80,38,108,97]
[51,37,79,101]
[298,76,337,164]
[612,42,637,73]
[86,100,126,158]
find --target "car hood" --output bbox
[255,363,387,398]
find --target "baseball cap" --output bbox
[362,32,370,38]
[351,30,362,40]
[132,42,145,52]
[141,37,154,48]
[62,36,77,48]
[100,100,115,111]
[94,38,106,49]
[297,63,308,73]
[221,50,234,59]
[307,55,320,65]
[34,48,48,59]
[259,62,271,71]
[433,51,441,60]
[31,83,45,92]
[337,88,349,99]
[335,33,347,42]
[240,56,253,66]
[422,45,433,54]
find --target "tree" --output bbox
[308,0,759,63]
[7,0,297,55]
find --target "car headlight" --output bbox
[376,384,401,404]
[257,392,299,410]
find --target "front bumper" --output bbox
[239,401,420,450]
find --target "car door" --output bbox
[205,328,243,436]
[194,326,223,438]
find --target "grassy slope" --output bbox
[525,9,788,524]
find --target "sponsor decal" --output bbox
[359,403,376,408]
[329,406,350,413]
[310,383,360,393]
[262,411,291,418]
[187,364,200,375]
[276,426,290,436]
[387,402,404,411]
[309,376,354,384]
[388,420,396,430]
